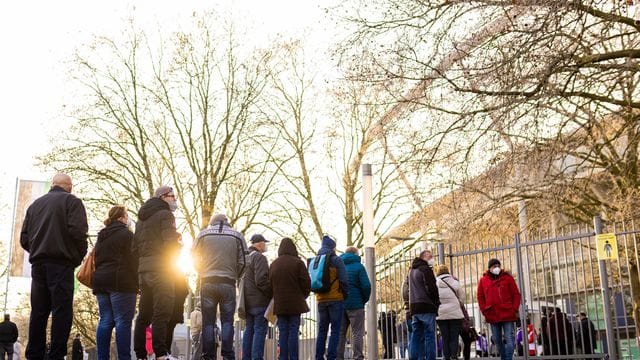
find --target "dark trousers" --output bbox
[133,272,175,358]
[26,263,74,360]
[459,329,472,360]
[0,343,14,360]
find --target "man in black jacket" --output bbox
[20,174,88,360]
[0,314,18,360]
[241,234,272,360]
[133,186,182,360]
[408,249,440,360]
[576,312,597,359]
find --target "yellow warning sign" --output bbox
[596,233,618,260]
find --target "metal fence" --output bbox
[181,216,639,360]
[374,216,640,359]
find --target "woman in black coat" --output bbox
[93,205,138,360]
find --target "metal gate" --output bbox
[374,216,640,359]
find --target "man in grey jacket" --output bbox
[192,214,247,360]
[241,234,272,360]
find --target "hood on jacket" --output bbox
[138,197,170,221]
[436,274,457,289]
[97,221,127,240]
[340,252,361,264]
[318,235,336,255]
[278,237,299,257]
[411,257,429,269]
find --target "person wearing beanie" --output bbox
[133,185,182,360]
[336,247,371,360]
[315,235,349,360]
[192,213,247,360]
[241,234,272,360]
[477,258,521,360]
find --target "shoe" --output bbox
[158,354,180,360]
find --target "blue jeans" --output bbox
[277,315,301,360]
[242,306,268,360]
[491,321,515,360]
[201,281,236,360]
[409,313,436,360]
[96,292,137,360]
[316,301,344,360]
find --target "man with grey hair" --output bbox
[20,173,88,360]
[192,214,247,360]
[133,186,182,360]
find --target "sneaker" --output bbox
[158,354,180,360]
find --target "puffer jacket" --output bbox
[134,197,181,273]
[340,252,371,310]
[477,270,521,323]
[436,274,464,320]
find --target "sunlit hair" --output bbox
[436,264,450,276]
[104,205,127,226]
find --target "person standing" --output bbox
[378,311,398,359]
[241,234,272,360]
[548,307,574,356]
[192,214,247,360]
[576,312,597,358]
[20,174,88,360]
[133,186,183,360]
[408,250,440,360]
[475,332,488,357]
[314,235,349,360]
[93,205,138,360]
[71,335,82,360]
[269,237,311,360]
[477,258,521,360]
[0,314,18,360]
[435,265,465,360]
[336,247,370,360]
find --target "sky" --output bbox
[0,0,341,245]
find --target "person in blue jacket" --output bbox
[336,247,371,360]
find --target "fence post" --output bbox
[437,242,445,265]
[362,164,378,360]
[594,215,617,360]
[514,233,529,360]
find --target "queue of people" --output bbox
[17,173,603,360]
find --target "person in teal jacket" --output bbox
[336,247,371,360]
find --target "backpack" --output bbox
[308,253,333,293]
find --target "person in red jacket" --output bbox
[477,258,521,360]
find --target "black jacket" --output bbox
[20,186,88,267]
[0,320,18,343]
[134,198,181,273]
[408,257,440,315]
[72,338,83,360]
[577,317,597,351]
[243,247,272,309]
[93,222,138,294]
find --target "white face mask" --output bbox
[427,258,436,266]
[169,200,178,212]
[126,217,133,228]
[490,267,501,275]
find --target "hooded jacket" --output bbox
[242,246,272,309]
[315,236,349,302]
[408,257,440,315]
[193,220,247,282]
[477,270,521,323]
[20,186,88,267]
[340,252,371,310]
[435,274,465,320]
[93,221,138,294]
[134,197,181,273]
[269,238,311,315]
